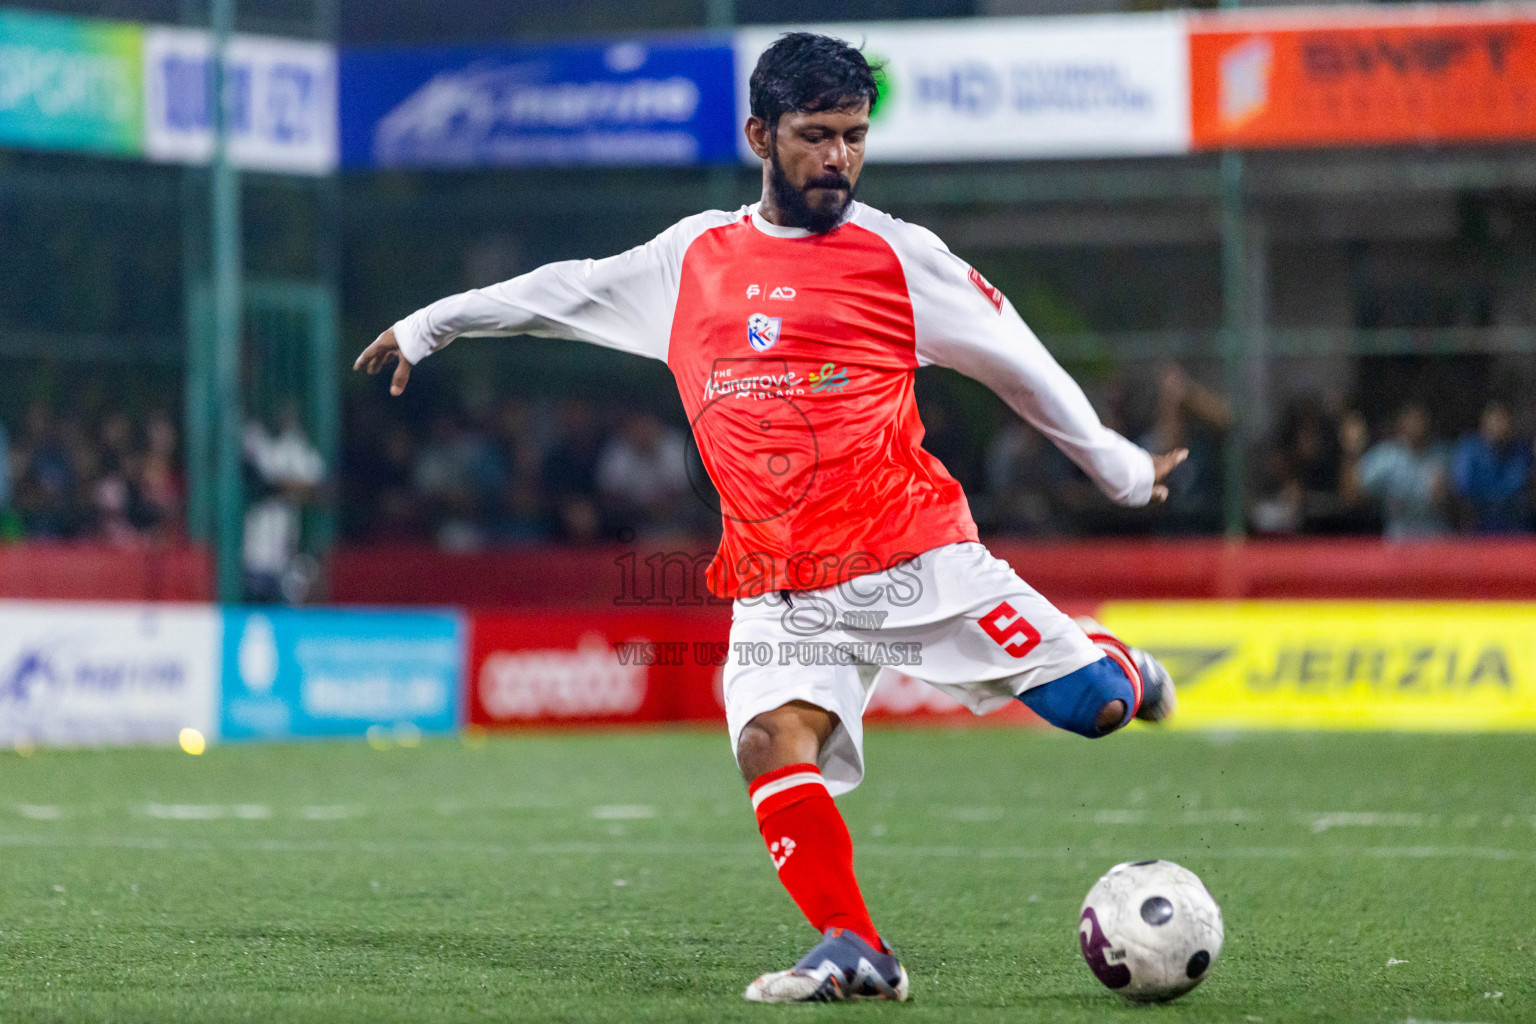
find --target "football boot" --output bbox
[1128,645,1177,723]
[744,928,909,1003]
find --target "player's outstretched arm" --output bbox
[872,214,1184,508]
[353,327,412,396]
[354,214,735,393]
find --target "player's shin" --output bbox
[748,763,881,947]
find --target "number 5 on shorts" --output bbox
[979,601,1041,658]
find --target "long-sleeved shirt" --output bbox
[394,201,1154,597]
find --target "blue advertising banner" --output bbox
[339,36,736,169]
[220,608,462,741]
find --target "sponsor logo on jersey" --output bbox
[807,362,850,393]
[968,266,1004,313]
[747,313,782,352]
[745,284,796,300]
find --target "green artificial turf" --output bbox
[1,728,1533,1023]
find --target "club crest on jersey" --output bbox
[747,313,782,352]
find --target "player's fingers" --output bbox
[356,344,388,374]
[1152,448,1189,483]
[1148,484,1169,505]
[354,330,399,373]
[389,357,412,396]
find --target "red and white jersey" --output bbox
[394,202,1153,598]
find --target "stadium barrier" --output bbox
[7,594,1535,749]
[0,601,461,749]
[1099,601,1536,732]
[329,539,1536,606]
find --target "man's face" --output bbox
[749,102,869,233]
[1481,403,1513,445]
[1397,406,1429,449]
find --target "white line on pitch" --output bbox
[1,834,1533,864]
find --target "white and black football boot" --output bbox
[744,928,909,1003]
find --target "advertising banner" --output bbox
[1099,601,1536,731]
[0,8,143,156]
[142,27,337,174]
[469,611,727,728]
[339,37,737,169]
[468,610,1053,729]
[1190,9,1536,150]
[734,15,1189,162]
[0,601,217,747]
[220,608,462,740]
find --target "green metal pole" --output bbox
[1219,150,1247,539]
[705,0,737,212]
[1218,0,1247,540]
[211,0,244,601]
[179,0,211,543]
[705,0,733,29]
[181,172,212,542]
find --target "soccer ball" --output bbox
[1078,859,1223,1002]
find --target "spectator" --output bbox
[596,413,690,538]
[1252,398,1379,536]
[15,401,78,538]
[1139,364,1231,533]
[1354,403,1451,540]
[541,399,605,542]
[412,413,506,551]
[136,409,183,537]
[0,415,11,514]
[1452,400,1533,534]
[243,406,324,602]
[982,422,1088,536]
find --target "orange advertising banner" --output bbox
[1190,8,1536,149]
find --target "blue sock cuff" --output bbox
[1019,656,1137,738]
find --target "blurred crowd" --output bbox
[1249,396,1536,540]
[0,401,183,544]
[4,369,1534,549]
[341,399,709,549]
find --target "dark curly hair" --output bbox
[748,32,881,134]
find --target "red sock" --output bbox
[749,763,880,948]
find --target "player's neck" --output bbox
[757,189,789,227]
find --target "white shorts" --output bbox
[723,541,1103,795]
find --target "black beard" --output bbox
[768,143,855,235]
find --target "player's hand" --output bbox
[1148,448,1188,504]
[353,327,412,396]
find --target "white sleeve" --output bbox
[873,215,1155,507]
[391,213,729,366]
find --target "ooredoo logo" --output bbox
[478,634,647,718]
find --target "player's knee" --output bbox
[1095,699,1128,736]
[736,701,838,783]
[1019,657,1136,739]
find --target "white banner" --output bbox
[736,14,1190,162]
[143,27,337,174]
[0,602,219,747]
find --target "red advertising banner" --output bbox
[1190,8,1536,150]
[466,610,1055,730]
[468,611,729,728]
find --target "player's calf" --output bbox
[737,703,888,988]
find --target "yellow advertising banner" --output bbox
[1097,602,1536,731]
